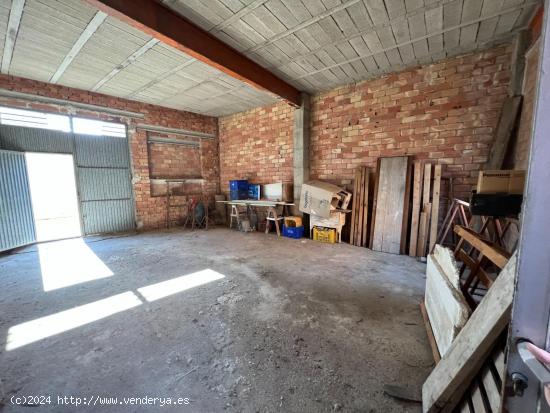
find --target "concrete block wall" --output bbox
[219,44,513,202]
[0,74,218,230]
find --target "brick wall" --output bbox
[149,139,202,179]
[512,38,540,170]
[0,74,218,230]
[218,102,293,194]
[310,44,512,200]
[218,45,513,203]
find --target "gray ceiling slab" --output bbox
[0,0,542,117]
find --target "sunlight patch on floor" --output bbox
[6,292,142,351]
[137,269,225,302]
[39,239,114,292]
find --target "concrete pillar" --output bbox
[292,93,310,216]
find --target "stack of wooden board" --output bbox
[350,166,370,247]
[409,162,442,258]
[422,252,517,412]
[370,156,411,254]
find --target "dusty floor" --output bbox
[0,228,433,412]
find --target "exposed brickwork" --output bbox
[218,45,513,203]
[512,39,540,170]
[0,74,218,230]
[218,102,293,194]
[310,44,512,200]
[149,139,202,179]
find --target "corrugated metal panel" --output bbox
[78,168,132,201]
[0,150,36,251]
[0,125,73,153]
[74,134,130,167]
[74,133,135,235]
[81,199,134,234]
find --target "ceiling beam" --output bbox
[1,0,25,74]
[50,11,107,84]
[92,38,160,91]
[85,0,301,106]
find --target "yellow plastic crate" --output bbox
[284,216,303,227]
[312,226,337,243]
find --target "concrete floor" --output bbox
[0,228,433,412]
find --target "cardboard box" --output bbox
[262,182,293,202]
[310,211,346,228]
[299,180,349,218]
[476,170,526,194]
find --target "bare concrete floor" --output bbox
[0,228,433,412]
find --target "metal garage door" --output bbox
[0,150,36,251]
[0,123,135,238]
[74,133,134,234]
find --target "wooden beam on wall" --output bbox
[86,0,301,106]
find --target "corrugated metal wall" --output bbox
[74,134,134,234]
[0,150,36,251]
[0,125,135,239]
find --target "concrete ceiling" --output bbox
[164,0,541,93]
[0,0,280,116]
[0,0,541,117]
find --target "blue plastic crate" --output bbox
[248,184,260,200]
[282,225,304,239]
[230,189,249,200]
[229,180,248,191]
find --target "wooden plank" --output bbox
[481,366,501,412]
[454,226,510,269]
[485,96,523,170]
[361,168,370,247]
[357,167,366,246]
[418,203,432,257]
[409,161,422,256]
[422,252,517,413]
[400,158,412,255]
[372,156,410,254]
[369,159,381,249]
[423,163,432,206]
[425,245,471,356]
[429,164,442,253]
[471,379,489,413]
[420,300,441,364]
[417,209,428,258]
[349,169,361,245]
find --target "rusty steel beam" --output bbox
[85,0,301,106]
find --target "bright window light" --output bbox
[72,117,126,137]
[0,106,71,132]
[26,152,81,243]
[38,239,113,292]
[137,269,225,302]
[5,292,142,351]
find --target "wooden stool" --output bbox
[265,206,283,236]
[229,204,247,230]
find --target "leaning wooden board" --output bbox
[422,252,517,413]
[371,156,411,254]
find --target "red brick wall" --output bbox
[218,45,512,202]
[0,74,218,230]
[149,139,202,179]
[310,44,512,200]
[218,102,293,194]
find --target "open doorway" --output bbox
[25,152,81,242]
